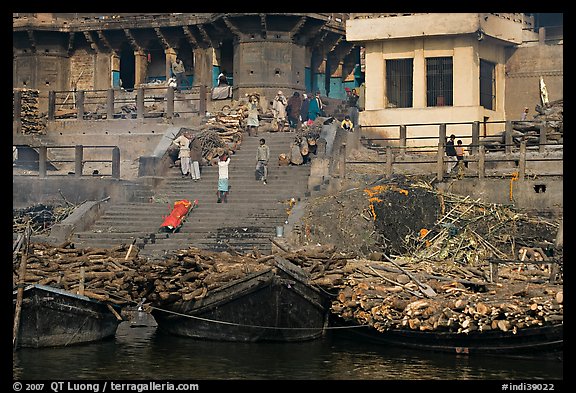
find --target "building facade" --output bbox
[13,13,362,110]
[345,13,563,145]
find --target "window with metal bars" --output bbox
[386,59,413,108]
[426,57,453,107]
[479,59,495,110]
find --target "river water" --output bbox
[13,320,562,384]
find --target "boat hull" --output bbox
[334,317,563,359]
[13,284,122,348]
[152,259,331,342]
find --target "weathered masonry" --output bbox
[13,13,363,110]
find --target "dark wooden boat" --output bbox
[333,317,563,360]
[151,257,331,342]
[13,284,123,348]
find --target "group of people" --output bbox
[171,131,202,180]
[445,134,467,175]
[269,90,326,133]
[170,131,270,204]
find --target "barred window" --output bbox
[426,57,453,107]
[386,59,413,108]
[479,59,495,110]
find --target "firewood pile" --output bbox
[180,128,242,163]
[135,247,274,309]
[512,99,563,144]
[481,99,563,150]
[14,88,46,134]
[12,241,146,306]
[331,256,563,334]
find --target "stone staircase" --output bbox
[72,131,311,257]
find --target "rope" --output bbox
[149,305,368,331]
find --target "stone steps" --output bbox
[72,130,310,255]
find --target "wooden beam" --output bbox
[182,25,199,48]
[197,24,215,47]
[97,30,117,55]
[123,28,142,52]
[154,27,171,50]
[83,31,98,52]
[289,16,307,40]
[26,30,36,52]
[223,16,242,37]
[259,13,267,38]
[67,32,76,56]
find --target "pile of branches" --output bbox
[13,204,76,235]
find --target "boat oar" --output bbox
[382,253,437,298]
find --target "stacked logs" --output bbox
[331,258,563,334]
[12,242,146,305]
[135,247,274,309]
[14,88,46,134]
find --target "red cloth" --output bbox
[160,199,194,230]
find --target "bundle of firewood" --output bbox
[190,129,241,162]
[14,88,46,134]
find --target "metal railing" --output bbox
[336,120,562,181]
[32,85,208,121]
[14,145,121,179]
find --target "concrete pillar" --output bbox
[14,90,22,130]
[399,125,407,156]
[471,121,480,154]
[134,51,147,87]
[436,143,444,180]
[107,89,115,119]
[165,48,177,80]
[47,91,55,121]
[386,146,393,178]
[518,140,527,180]
[76,90,85,121]
[478,145,485,179]
[38,146,47,178]
[166,87,174,119]
[112,147,120,179]
[75,145,83,178]
[505,121,513,156]
[136,88,144,119]
[453,39,478,107]
[365,43,385,110]
[413,40,426,108]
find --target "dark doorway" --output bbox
[120,43,135,90]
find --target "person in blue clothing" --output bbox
[307,91,324,122]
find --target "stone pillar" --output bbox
[134,50,147,87]
[234,33,306,99]
[165,48,177,80]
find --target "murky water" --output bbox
[13,322,562,382]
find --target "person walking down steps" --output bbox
[217,152,231,203]
[255,138,270,185]
[172,132,192,178]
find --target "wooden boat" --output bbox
[151,257,331,342]
[333,316,563,360]
[13,284,123,348]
